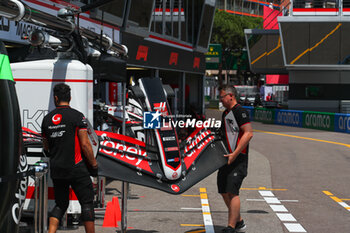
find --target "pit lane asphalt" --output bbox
[52,149,277,233]
[50,109,350,233]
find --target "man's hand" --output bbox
[224,153,238,165]
[88,164,98,177]
[224,123,253,165]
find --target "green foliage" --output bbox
[210,9,263,84]
[211,9,263,54]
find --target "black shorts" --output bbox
[52,175,94,211]
[217,155,248,195]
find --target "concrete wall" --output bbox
[288,70,350,112]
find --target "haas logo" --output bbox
[153,102,167,116]
[52,114,62,125]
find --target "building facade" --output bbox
[1,0,216,116]
[216,0,281,18]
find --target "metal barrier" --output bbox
[97,176,106,208]
[32,158,49,233]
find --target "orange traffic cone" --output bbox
[112,196,121,222]
[102,200,118,227]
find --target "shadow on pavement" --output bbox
[214,225,227,232]
[246,209,269,214]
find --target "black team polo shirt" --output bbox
[41,106,90,179]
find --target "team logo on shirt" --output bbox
[82,116,88,127]
[52,114,62,125]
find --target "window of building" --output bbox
[197,2,215,49]
[185,0,204,45]
[89,0,127,27]
[151,0,207,46]
[127,0,155,30]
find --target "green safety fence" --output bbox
[254,108,275,124]
[302,111,335,131]
[243,106,347,134]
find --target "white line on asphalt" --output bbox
[270,205,288,212]
[276,213,297,222]
[246,198,299,202]
[259,190,275,196]
[259,191,307,232]
[338,202,350,209]
[199,188,215,233]
[264,197,281,204]
[323,191,350,212]
[259,191,275,196]
[201,199,209,205]
[284,223,307,232]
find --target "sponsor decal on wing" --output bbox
[22,127,42,143]
[167,157,180,163]
[96,131,153,174]
[162,136,176,141]
[183,128,215,169]
[164,147,178,152]
[171,184,180,192]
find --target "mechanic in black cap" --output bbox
[42,83,97,233]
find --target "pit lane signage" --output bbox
[205,44,221,69]
[303,111,334,131]
[335,114,350,133]
[275,109,303,127]
[254,108,275,124]
[122,32,206,74]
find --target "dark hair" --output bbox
[218,84,237,97]
[53,83,71,102]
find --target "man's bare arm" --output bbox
[78,130,98,168]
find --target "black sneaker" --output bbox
[222,226,237,233]
[235,220,246,232]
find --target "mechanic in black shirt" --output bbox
[42,83,97,233]
[218,84,253,233]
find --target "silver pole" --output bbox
[39,177,43,233]
[180,72,185,114]
[178,0,181,39]
[34,177,38,233]
[42,166,48,233]
[121,182,128,233]
[0,0,127,56]
[162,0,166,35]
[97,176,106,208]
[121,82,128,233]
[0,0,75,33]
